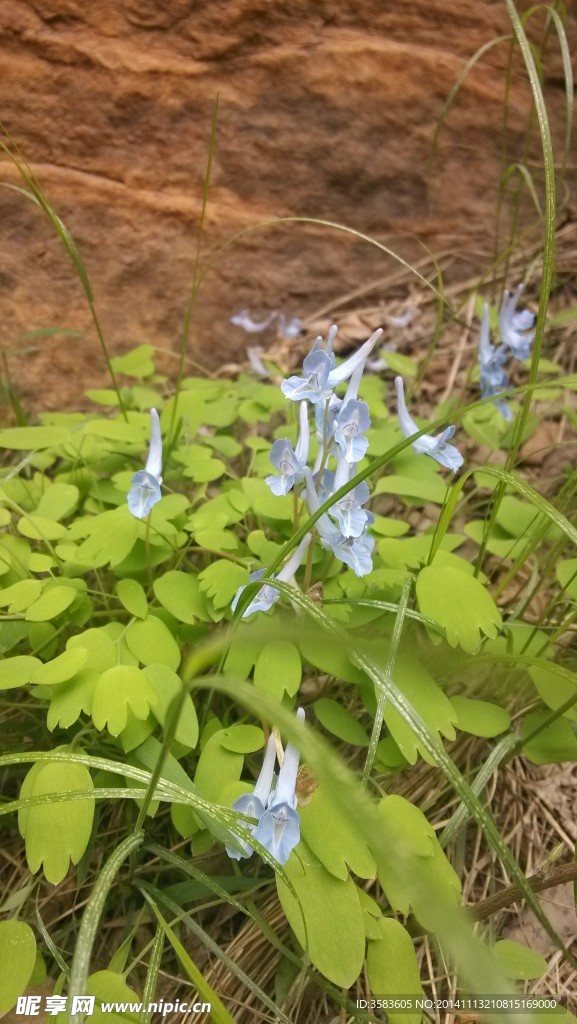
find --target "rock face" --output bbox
[0,0,572,409]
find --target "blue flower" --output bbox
[231,534,312,618]
[323,459,372,538]
[252,708,305,866]
[304,469,374,576]
[281,327,383,404]
[226,733,277,861]
[395,377,463,472]
[478,304,512,420]
[499,285,535,360]
[127,409,163,519]
[334,400,371,463]
[230,309,277,333]
[265,401,310,495]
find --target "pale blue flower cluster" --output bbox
[226,708,305,866]
[231,308,302,339]
[478,285,535,419]
[275,325,383,578]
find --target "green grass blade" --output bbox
[138,923,164,1024]
[68,831,144,1024]
[141,892,235,1024]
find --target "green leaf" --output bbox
[25,584,78,622]
[47,670,99,729]
[450,696,511,738]
[376,795,460,930]
[254,640,302,699]
[314,698,369,746]
[19,762,95,884]
[0,655,41,690]
[17,514,66,541]
[416,566,502,653]
[219,725,265,754]
[153,571,208,624]
[0,920,37,1015]
[116,579,148,619]
[366,918,424,1024]
[0,579,44,612]
[194,731,245,802]
[111,344,155,379]
[30,648,88,686]
[143,663,199,749]
[276,840,366,987]
[92,666,158,736]
[299,785,376,880]
[494,940,547,980]
[198,560,249,610]
[556,558,577,601]
[522,711,577,764]
[529,663,577,718]
[374,474,447,505]
[87,970,141,1024]
[35,483,79,521]
[0,426,69,449]
[125,617,181,671]
[384,655,457,764]
[241,478,294,520]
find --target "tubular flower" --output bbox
[266,401,310,495]
[498,285,535,360]
[231,534,312,618]
[281,327,383,404]
[478,304,512,420]
[304,469,374,577]
[226,733,277,861]
[326,458,373,539]
[127,409,163,519]
[395,377,464,473]
[252,708,305,865]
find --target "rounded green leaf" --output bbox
[277,841,366,987]
[384,655,457,765]
[366,918,423,1024]
[116,578,148,619]
[0,426,69,449]
[219,724,264,754]
[416,565,502,653]
[0,579,43,612]
[19,762,95,884]
[153,571,207,624]
[522,711,577,764]
[450,696,511,738]
[30,648,88,686]
[92,665,158,736]
[314,698,369,746]
[494,940,547,980]
[17,515,66,542]
[35,482,79,521]
[0,920,37,1015]
[0,655,41,690]
[125,617,180,670]
[26,585,78,622]
[143,663,199,748]
[254,640,302,699]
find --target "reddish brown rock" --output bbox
[0,0,573,411]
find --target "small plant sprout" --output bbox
[231,533,312,618]
[266,401,310,495]
[395,376,464,472]
[127,408,163,519]
[252,707,305,865]
[226,732,277,860]
[498,284,536,360]
[478,303,512,420]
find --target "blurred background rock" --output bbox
[0,0,573,408]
